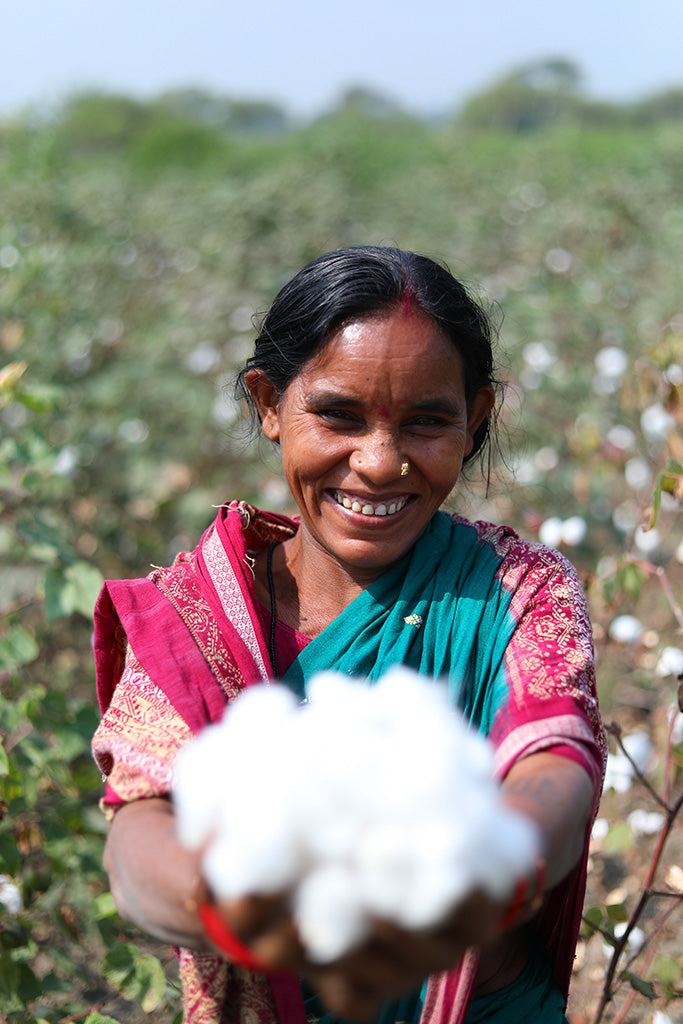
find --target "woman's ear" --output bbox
[244,369,281,443]
[464,386,496,458]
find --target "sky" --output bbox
[3,0,682,119]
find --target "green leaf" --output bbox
[43,566,68,621]
[649,472,664,529]
[606,902,629,925]
[17,961,42,1002]
[93,891,117,919]
[0,625,40,671]
[583,905,605,932]
[0,953,20,996]
[84,1014,123,1024]
[649,954,681,987]
[615,562,645,604]
[63,561,105,618]
[16,384,63,413]
[101,942,167,1011]
[0,741,9,777]
[42,557,103,618]
[135,952,168,1012]
[605,820,632,853]
[44,562,104,621]
[626,971,657,999]
[101,941,136,990]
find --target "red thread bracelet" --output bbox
[198,899,270,973]
[499,858,546,931]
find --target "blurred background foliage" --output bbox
[1,58,682,1022]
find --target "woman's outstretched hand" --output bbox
[211,886,505,1021]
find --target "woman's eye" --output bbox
[319,409,356,422]
[409,416,448,429]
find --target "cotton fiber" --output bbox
[173,667,539,962]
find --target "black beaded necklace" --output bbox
[266,541,279,676]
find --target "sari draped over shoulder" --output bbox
[92,502,606,1024]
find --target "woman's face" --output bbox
[248,307,494,582]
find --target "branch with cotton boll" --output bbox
[172,667,540,964]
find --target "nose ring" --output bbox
[400,461,409,477]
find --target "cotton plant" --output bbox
[603,728,655,794]
[173,667,539,962]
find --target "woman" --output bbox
[93,246,605,1024]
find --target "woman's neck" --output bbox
[256,533,372,639]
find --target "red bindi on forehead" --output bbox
[401,283,416,317]
[376,404,390,418]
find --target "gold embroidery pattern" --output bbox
[177,948,280,1024]
[151,553,251,702]
[451,515,606,766]
[203,525,269,679]
[92,648,192,810]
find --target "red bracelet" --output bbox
[197,899,270,973]
[499,858,546,931]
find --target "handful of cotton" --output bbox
[173,667,539,963]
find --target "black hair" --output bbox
[236,245,501,464]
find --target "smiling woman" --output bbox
[92,246,606,1024]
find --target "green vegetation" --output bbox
[1,64,682,1022]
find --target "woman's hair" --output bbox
[236,245,502,464]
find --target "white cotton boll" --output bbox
[615,922,645,956]
[388,817,477,928]
[294,864,368,963]
[172,668,540,960]
[634,526,661,554]
[355,820,419,920]
[591,818,609,842]
[0,875,23,915]
[561,516,587,547]
[608,615,644,644]
[627,809,665,837]
[397,857,470,929]
[622,730,654,774]
[595,347,628,378]
[303,814,360,865]
[606,424,636,452]
[538,517,564,548]
[603,753,634,793]
[656,646,683,678]
[603,732,655,794]
[202,818,301,901]
[220,683,299,744]
[641,403,674,441]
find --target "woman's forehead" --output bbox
[291,310,466,403]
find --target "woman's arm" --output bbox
[104,796,209,950]
[500,750,595,890]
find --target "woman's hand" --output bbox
[104,797,208,949]
[214,886,506,1021]
[213,751,595,1020]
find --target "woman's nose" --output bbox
[349,433,404,481]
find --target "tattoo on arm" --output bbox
[504,775,559,809]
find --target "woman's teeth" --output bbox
[334,492,407,517]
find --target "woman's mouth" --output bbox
[332,490,409,517]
